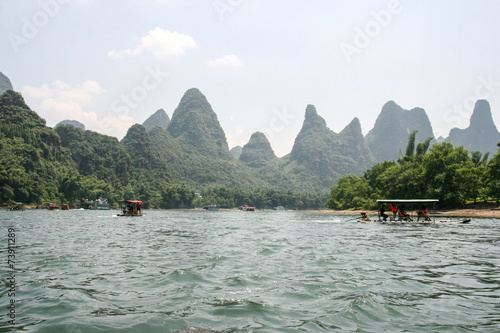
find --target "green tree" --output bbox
[486,148,500,202]
[405,130,418,159]
[423,143,475,206]
[326,174,373,210]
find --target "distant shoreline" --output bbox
[5,205,500,218]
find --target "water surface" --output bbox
[1,210,499,332]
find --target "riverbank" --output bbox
[322,202,500,218]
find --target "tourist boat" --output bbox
[375,199,471,224]
[245,206,256,211]
[203,204,218,211]
[117,200,144,216]
[79,197,110,210]
[9,202,24,211]
[47,203,58,210]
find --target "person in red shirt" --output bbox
[391,203,397,221]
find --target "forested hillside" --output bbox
[0,90,78,204]
[0,91,193,208]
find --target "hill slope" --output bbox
[282,105,375,192]
[239,132,278,168]
[0,91,77,203]
[168,88,232,159]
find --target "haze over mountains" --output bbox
[1,69,499,193]
[447,100,500,155]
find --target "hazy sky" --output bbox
[2,0,500,156]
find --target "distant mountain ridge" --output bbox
[56,119,85,130]
[135,91,500,192]
[2,67,500,195]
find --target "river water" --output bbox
[1,209,499,332]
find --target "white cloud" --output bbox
[21,80,134,138]
[208,54,242,68]
[108,28,197,59]
[23,80,104,109]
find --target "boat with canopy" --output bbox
[117,200,144,216]
[375,199,470,224]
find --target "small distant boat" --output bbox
[47,203,58,210]
[9,202,24,211]
[61,204,70,211]
[203,204,218,211]
[79,197,110,210]
[117,200,144,217]
[245,206,256,211]
[273,206,285,211]
[356,212,372,222]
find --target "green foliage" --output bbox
[486,148,500,201]
[405,130,418,158]
[0,92,194,209]
[56,124,133,185]
[423,143,474,205]
[326,174,375,210]
[149,126,271,189]
[416,137,433,156]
